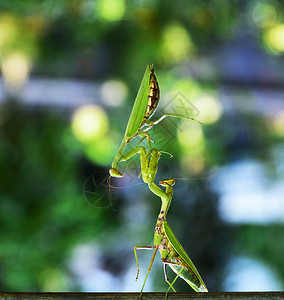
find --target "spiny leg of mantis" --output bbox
[110,144,168,191]
[120,146,159,184]
[109,145,173,212]
[110,132,153,178]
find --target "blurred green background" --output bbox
[1,0,284,292]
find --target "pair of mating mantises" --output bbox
[109,65,208,295]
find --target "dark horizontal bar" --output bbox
[1,292,284,300]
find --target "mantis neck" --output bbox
[162,184,173,216]
[155,185,173,235]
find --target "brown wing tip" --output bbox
[199,283,209,292]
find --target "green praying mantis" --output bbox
[109,64,201,179]
[108,64,208,293]
[132,148,208,294]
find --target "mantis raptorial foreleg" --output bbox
[119,146,159,184]
[110,112,201,178]
[111,146,172,201]
[110,132,153,178]
[110,144,153,178]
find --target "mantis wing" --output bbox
[125,65,152,140]
[163,221,208,292]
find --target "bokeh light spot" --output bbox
[264,23,284,53]
[177,122,204,155]
[173,79,201,100]
[161,24,194,63]
[97,0,125,21]
[180,153,205,174]
[252,3,277,27]
[85,136,116,166]
[72,105,109,143]
[197,95,222,124]
[1,52,30,89]
[177,124,205,173]
[39,268,68,292]
[0,15,18,51]
[101,80,127,106]
[272,110,284,137]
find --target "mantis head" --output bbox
[109,168,124,178]
[159,178,175,187]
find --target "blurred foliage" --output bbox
[0,0,284,293]
[0,101,119,290]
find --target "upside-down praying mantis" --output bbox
[134,176,208,295]
[109,64,201,179]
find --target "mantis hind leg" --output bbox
[161,259,184,294]
[140,246,159,294]
[165,266,184,295]
[134,246,159,298]
[134,246,155,281]
[163,264,176,293]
